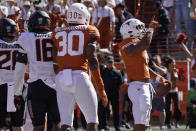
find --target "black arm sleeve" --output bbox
[16,52,28,65]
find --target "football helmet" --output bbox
[0,18,17,41]
[120,18,146,40]
[28,11,51,33]
[67,3,90,25]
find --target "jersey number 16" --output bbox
[35,39,53,62]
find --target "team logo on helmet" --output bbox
[6,26,11,33]
[0,18,17,41]
[28,11,50,33]
[38,18,43,24]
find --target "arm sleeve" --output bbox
[88,25,100,40]
[17,33,27,53]
[14,62,26,96]
[14,34,28,96]
[120,42,136,51]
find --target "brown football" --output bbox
[154,82,171,97]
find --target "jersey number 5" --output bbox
[55,31,84,56]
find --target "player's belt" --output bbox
[128,78,150,83]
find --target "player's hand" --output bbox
[98,90,108,107]
[14,95,24,110]
[149,20,159,29]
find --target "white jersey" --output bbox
[0,40,20,84]
[17,32,56,89]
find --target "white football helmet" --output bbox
[67,3,90,25]
[120,18,146,40]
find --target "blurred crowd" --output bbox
[1,0,196,56]
[1,0,196,130]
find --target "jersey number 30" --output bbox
[55,31,84,56]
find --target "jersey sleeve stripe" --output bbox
[121,42,136,50]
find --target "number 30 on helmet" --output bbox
[67,3,90,25]
[120,18,146,40]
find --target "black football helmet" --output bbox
[0,18,18,41]
[28,11,51,33]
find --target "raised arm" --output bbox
[124,20,158,56]
[181,43,193,60]
[125,31,153,56]
[177,33,193,59]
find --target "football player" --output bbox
[0,18,25,131]
[119,18,171,131]
[52,3,108,131]
[14,11,61,131]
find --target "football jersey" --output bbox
[17,32,56,89]
[119,38,150,82]
[53,25,100,73]
[0,40,20,84]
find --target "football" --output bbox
[154,82,171,97]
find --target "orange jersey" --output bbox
[53,25,100,73]
[119,38,150,81]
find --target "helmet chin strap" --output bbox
[69,23,82,26]
[31,28,50,34]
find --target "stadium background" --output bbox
[1,0,196,130]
